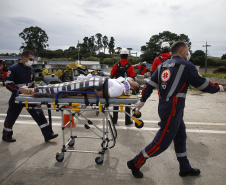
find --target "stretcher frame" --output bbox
[15,91,143,164]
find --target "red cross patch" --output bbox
[161,69,171,82]
[7,70,11,75]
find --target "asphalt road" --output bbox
[0,85,226,185]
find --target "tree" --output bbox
[19,26,49,54]
[192,50,205,59]
[95,33,103,53]
[88,36,96,56]
[115,47,122,54]
[221,53,226,60]
[108,37,115,55]
[102,36,109,54]
[141,31,191,62]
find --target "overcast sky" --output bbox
[0,0,225,57]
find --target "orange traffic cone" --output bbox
[61,109,76,128]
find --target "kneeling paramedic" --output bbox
[127,41,224,178]
[2,50,58,142]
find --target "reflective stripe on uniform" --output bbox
[4,127,13,132]
[176,152,187,157]
[39,123,49,129]
[147,79,158,88]
[5,80,14,84]
[196,79,209,90]
[166,65,185,101]
[157,64,162,84]
[142,149,149,159]
[176,93,186,98]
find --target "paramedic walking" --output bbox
[127,41,224,178]
[2,50,58,142]
[110,48,136,125]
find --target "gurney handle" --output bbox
[16,90,20,97]
[55,91,99,105]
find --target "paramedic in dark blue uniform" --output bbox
[2,50,58,142]
[127,41,224,178]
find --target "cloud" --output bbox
[0,0,225,57]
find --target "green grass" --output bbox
[201,73,226,78]
[199,67,226,78]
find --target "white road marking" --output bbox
[0,119,226,134]
[0,114,225,126]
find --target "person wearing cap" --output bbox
[2,50,58,142]
[1,60,8,86]
[150,42,172,75]
[110,48,136,125]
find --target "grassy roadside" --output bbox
[201,73,226,78]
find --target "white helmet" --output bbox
[120,48,129,55]
[161,42,170,49]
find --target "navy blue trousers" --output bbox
[133,106,191,172]
[2,97,53,140]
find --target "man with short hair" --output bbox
[2,50,58,142]
[127,41,224,178]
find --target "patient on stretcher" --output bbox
[19,76,140,98]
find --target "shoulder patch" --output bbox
[7,70,11,75]
[161,69,171,82]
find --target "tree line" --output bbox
[1,26,226,67]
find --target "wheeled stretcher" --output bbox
[15,91,144,164]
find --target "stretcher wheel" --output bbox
[135,120,144,129]
[68,138,75,147]
[95,157,103,165]
[56,152,64,162]
[133,111,142,118]
[132,109,142,118]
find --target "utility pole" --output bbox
[77,40,80,64]
[202,41,211,73]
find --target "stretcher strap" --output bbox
[54,91,99,105]
[103,78,109,107]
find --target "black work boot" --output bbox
[127,160,143,178]
[45,133,58,142]
[179,168,201,177]
[2,137,16,142]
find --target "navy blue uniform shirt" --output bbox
[5,62,35,98]
[141,56,219,109]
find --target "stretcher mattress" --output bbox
[15,95,140,104]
